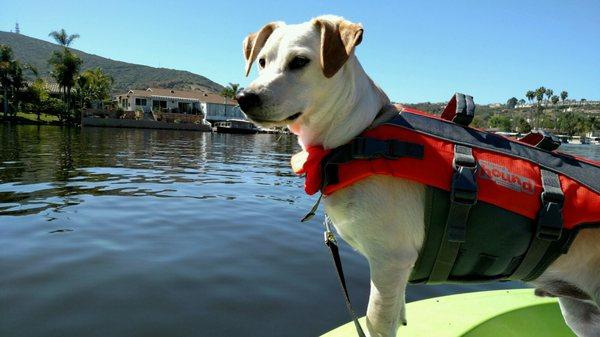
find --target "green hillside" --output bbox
[0,31,223,94]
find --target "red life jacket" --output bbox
[293,108,600,231]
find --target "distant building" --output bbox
[114,87,245,123]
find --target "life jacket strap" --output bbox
[448,145,478,242]
[428,145,478,283]
[321,137,424,187]
[518,130,562,151]
[441,93,475,126]
[510,169,564,281]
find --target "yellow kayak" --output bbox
[320,289,575,337]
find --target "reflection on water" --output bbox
[1,125,598,337]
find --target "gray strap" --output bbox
[447,145,477,242]
[511,170,564,281]
[429,145,477,283]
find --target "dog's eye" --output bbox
[258,58,266,68]
[288,56,310,70]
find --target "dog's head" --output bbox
[236,15,364,129]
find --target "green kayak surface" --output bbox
[320,289,575,337]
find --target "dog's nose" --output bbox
[236,91,262,113]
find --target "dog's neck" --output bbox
[289,56,390,150]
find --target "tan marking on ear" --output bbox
[314,18,363,78]
[242,22,279,77]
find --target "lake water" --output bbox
[1,125,599,337]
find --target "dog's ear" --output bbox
[242,22,279,77]
[313,18,363,78]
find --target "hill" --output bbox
[0,31,223,94]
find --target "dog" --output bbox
[236,15,600,337]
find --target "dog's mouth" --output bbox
[251,112,302,125]
[286,112,302,121]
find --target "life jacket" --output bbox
[293,93,600,284]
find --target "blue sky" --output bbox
[2,0,599,103]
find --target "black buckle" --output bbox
[536,192,563,241]
[450,166,478,205]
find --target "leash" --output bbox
[323,215,367,337]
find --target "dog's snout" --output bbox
[236,91,262,113]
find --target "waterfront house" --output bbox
[114,87,245,123]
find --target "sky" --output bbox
[1,0,599,103]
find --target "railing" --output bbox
[155,112,204,124]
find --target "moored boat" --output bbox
[214,119,259,134]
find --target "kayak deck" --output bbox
[320,289,575,337]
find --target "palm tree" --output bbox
[545,89,553,104]
[48,29,82,122]
[48,29,80,47]
[560,91,568,103]
[525,90,535,103]
[0,45,37,118]
[535,87,546,105]
[0,45,14,117]
[220,83,242,117]
[75,68,113,109]
[49,49,82,120]
[220,82,241,100]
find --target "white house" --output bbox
[115,88,245,122]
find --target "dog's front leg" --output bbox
[365,255,413,337]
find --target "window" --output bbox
[178,102,191,113]
[152,100,167,110]
[135,98,147,106]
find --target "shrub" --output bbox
[42,97,67,117]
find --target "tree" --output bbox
[560,91,568,102]
[518,99,526,105]
[545,89,553,103]
[0,45,37,118]
[557,112,586,136]
[516,117,532,133]
[48,28,80,47]
[589,116,600,131]
[551,95,559,105]
[220,83,242,117]
[49,48,82,120]
[471,115,486,129]
[535,86,546,105]
[0,45,15,117]
[25,78,49,121]
[75,68,113,109]
[506,97,518,109]
[525,90,535,103]
[489,115,512,131]
[220,82,241,100]
[48,29,82,122]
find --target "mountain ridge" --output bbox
[0,31,224,94]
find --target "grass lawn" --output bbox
[16,112,60,123]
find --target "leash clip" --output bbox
[324,230,337,244]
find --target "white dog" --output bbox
[236,15,600,337]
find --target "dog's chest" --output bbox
[323,175,426,256]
